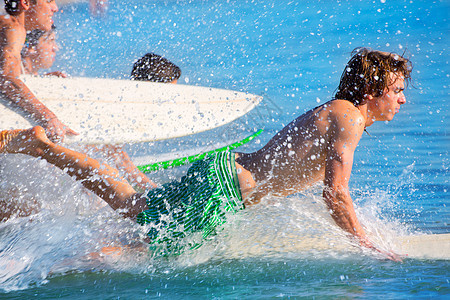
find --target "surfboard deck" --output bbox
[220,232,450,260]
[395,233,450,260]
[0,75,261,145]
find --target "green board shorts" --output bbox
[136,150,244,255]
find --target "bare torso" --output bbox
[236,100,364,205]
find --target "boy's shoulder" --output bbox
[0,14,26,46]
[0,14,23,32]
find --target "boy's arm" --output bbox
[322,111,367,241]
[322,109,401,261]
[0,30,77,142]
[44,71,68,78]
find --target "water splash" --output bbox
[0,154,428,291]
[0,154,150,291]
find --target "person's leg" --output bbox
[0,126,147,218]
[95,145,157,190]
[0,188,41,221]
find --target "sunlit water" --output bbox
[1,0,449,297]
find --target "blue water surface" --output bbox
[1,0,449,298]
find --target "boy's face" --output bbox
[34,31,57,70]
[27,0,58,31]
[369,73,406,122]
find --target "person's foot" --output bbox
[0,129,24,153]
[0,126,48,154]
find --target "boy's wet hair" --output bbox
[4,0,36,15]
[131,53,181,83]
[4,0,20,15]
[334,47,412,105]
[21,25,55,57]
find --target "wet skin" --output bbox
[0,0,76,142]
[236,75,406,260]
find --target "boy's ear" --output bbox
[21,0,31,10]
[362,92,373,103]
[28,46,37,55]
[365,94,374,101]
[22,46,37,57]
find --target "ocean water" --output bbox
[1,0,449,298]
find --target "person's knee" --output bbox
[119,193,147,219]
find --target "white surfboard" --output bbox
[221,231,450,260]
[0,75,261,145]
[395,233,450,260]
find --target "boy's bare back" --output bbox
[237,100,365,202]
